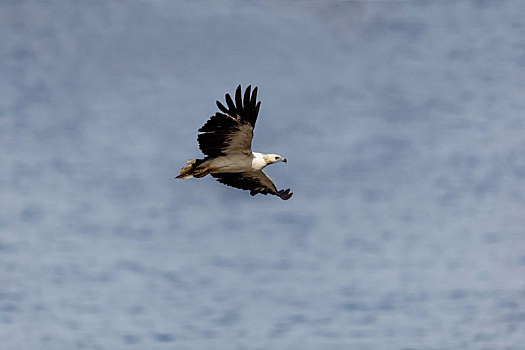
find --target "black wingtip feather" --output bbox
[216,101,229,114]
[244,85,251,110]
[277,189,293,200]
[235,85,243,113]
[225,93,236,113]
[251,87,258,108]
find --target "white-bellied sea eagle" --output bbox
[176,85,293,200]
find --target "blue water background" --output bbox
[1,1,524,349]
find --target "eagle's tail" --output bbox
[175,159,209,179]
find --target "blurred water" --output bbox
[1,1,524,349]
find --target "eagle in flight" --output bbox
[176,85,293,200]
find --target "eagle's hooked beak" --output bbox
[282,158,287,163]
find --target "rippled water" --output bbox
[1,1,524,349]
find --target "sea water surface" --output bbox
[1,1,524,349]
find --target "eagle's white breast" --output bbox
[251,152,267,170]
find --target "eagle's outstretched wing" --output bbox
[212,171,293,200]
[198,85,261,158]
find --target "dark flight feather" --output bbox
[197,85,261,158]
[212,172,293,200]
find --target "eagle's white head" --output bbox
[264,153,287,164]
